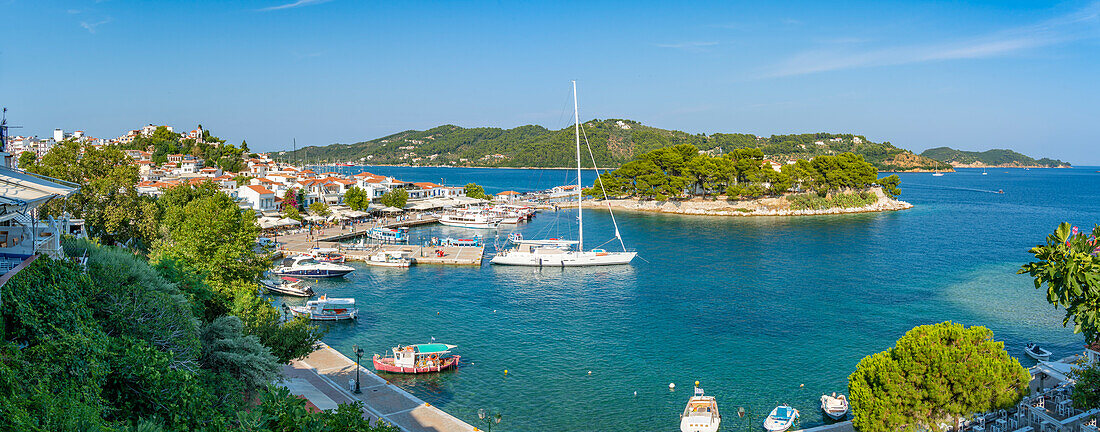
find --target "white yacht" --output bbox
[680,387,720,432]
[271,256,355,278]
[491,81,636,267]
[438,209,500,229]
[365,250,414,268]
[287,295,358,321]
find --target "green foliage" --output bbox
[233,175,254,186]
[279,120,947,171]
[877,174,901,198]
[26,140,158,248]
[16,150,35,168]
[282,205,303,221]
[380,188,408,209]
[1071,362,1100,411]
[309,201,331,216]
[464,183,489,200]
[199,316,280,392]
[1018,223,1100,342]
[848,322,1029,432]
[921,146,1070,167]
[344,186,370,211]
[787,191,878,210]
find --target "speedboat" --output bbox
[287,295,358,321]
[820,393,849,420]
[261,276,314,297]
[1025,343,1052,361]
[679,387,720,432]
[373,343,460,374]
[366,250,414,268]
[307,247,345,263]
[764,404,798,432]
[272,256,355,278]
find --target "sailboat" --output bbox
[491,81,636,267]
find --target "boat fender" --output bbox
[669,383,675,391]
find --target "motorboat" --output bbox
[438,209,500,229]
[679,387,720,432]
[366,250,414,268]
[764,404,798,432]
[261,276,314,297]
[366,226,408,243]
[1025,343,1052,361]
[287,295,358,321]
[490,82,636,267]
[307,247,345,263]
[373,343,460,374]
[820,393,849,420]
[271,256,355,278]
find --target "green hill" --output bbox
[919,147,1070,167]
[276,119,951,171]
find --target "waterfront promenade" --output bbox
[273,216,485,266]
[281,342,476,432]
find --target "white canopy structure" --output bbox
[380,206,403,213]
[276,218,301,227]
[0,166,80,222]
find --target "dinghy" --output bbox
[820,393,849,420]
[261,277,314,297]
[1025,343,1052,361]
[764,404,799,432]
[679,387,720,432]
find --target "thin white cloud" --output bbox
[67,9,81,14]
[258,0,332,11]
[80,18,111,34]
[766,2,1100,77]
[655,41,719,52]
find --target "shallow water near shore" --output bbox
[294,166,1099,431]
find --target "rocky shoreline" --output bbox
[591,187,913,217]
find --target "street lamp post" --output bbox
[477,408,502,432]
[353,345,365,394]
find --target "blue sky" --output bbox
[2,0,1098,163]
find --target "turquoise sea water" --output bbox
[295,166,1100,431]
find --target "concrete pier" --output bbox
[272,216,484,266]
[282,342,476,432]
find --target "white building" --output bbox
[238,185,276,211]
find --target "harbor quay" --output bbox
[273,216,485,266]
[281,342,476,432]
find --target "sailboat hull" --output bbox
[491,251,636,267]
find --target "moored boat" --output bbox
[764,404,798,432]
[272,256,355,278]
[261,276,314,297]
[679,387,720,432]
[372,343,460,374]
[820,393,848,420]
[1025,343,1051,361]
[366,250,414,268]
[307,247,345,263]
[438,209,500,229]
[366,226,409,243]
[287,295,358,321]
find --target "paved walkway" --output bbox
[280,343,476,432]
[794,421,855,432]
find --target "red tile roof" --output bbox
[244,184,275,195]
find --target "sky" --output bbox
[2,0,1098,163]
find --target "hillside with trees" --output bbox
[920,146,1071,168]
[276,119,950,172]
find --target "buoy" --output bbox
[738,407,745,418]
[695,380,700,387]
[669,383,676,390]
[800,383,804,388]
[493,310,497,313]
[588,371,592,375]
[633,391,637,397]
[504,369,508,375]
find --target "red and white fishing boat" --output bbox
[372,343,460,374]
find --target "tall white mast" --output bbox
[573,80,583,252]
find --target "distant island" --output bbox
[276,119,952,172]
[919,147,1071,168]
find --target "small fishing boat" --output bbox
[287,295,358,321]
[367,226,409,243]
[261,276,314,297]
[366,250,414,268]
[764,404,799,432]
[820,393,849,420]
[307,247,345,263]
[679,387,720,432]
[372,343,460,374]
[1025,343,1052,361]
[272,256,355,278]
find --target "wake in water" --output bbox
[904,183,1005,194]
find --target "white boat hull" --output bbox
[365,260,412,268]
[491,251,636,267]
[437,220,499,229]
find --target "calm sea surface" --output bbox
[297,165,1100,431]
